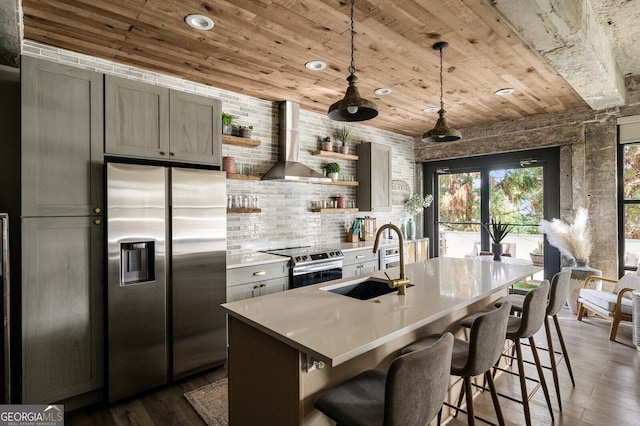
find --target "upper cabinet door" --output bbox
[21,56,104,217]
[356,142,392,212]
[169,91,221,166]
[104,75,170,160]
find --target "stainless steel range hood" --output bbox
[262,101,331,182]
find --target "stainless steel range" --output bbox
[264,247,344,288]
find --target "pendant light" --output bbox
[422,41,461,142]
[328,0,378,122]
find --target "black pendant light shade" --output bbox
[422,41,461,142]
[328,74,378,121]
[328,0,378,122]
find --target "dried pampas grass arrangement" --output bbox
[540,207,592,264]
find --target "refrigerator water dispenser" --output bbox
[120,242,154,285]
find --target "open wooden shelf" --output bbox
[226,173,261,180]
[227,208,262,214]
[311,150,358,161]
[317,180,359,186]
[222,134,261,148]
[311,208,359,213]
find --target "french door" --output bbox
[423,148,560,280]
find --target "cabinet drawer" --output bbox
[343,248,377,266]
[227,261,289,286]
[226,276,288,302]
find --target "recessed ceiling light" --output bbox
[185,14,214,31]
[374,88,392,95]
[422,107,439,113]
[305,61,327,71]
[495,88,515,96]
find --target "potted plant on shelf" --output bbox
[321,136,333,152]
[334,126,352,154]
[222,112,235,135]
[240,125,254,138]
[325,162,340,181]
[483,218,513,261]
[530,240,544,267]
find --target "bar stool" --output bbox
[401,302,512,426]
[494,281,553,425]
[314,333,454,426]
[497,270,574,410]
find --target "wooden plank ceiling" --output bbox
[21,0,588,137]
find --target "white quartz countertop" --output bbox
[227,252,289,269]
[222,256,540,366]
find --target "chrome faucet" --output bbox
[373,224,410,295]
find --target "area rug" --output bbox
[184,377,228,426]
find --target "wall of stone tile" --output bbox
[23,41,640,272]
[22,41,416,256]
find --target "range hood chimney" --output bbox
[261,101,331,182]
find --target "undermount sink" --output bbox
[321,277,413,300]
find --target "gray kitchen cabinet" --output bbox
[21,56,104,217]
[342,247,378,278]
[105,75,221,166]
[227,260,289,302]
[406,238,430,264]
[356,142,392,212]
[18,57,104,408]
[169,90,222,165]
[21,216,103,405]
[104,75,169,159]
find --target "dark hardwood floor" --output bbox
[66,309,640,425]
[66,366,226,426]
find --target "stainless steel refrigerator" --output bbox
[106,163,227,402]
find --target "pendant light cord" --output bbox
[438,46,444,112]
[349,0,355,75]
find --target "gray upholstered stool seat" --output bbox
[402,302,512,426]
[314,333,454,426]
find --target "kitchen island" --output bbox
[221,256,540,426]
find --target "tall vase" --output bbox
[563,260,602,314]
[406,217,416,240]
[491,243,503,261]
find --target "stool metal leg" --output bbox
[485,370,506,426]
[463,377,476,426]
[553,313,575,386]
[514,339,533,426]
[529,336,554,420]
[544,316,562,411]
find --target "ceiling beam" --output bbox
[493,0,625,110]
[0,0,21,67]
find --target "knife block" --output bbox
[346,229,359,242]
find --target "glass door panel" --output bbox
[437,172,481,258]
[488,167,544,264]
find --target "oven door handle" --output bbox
[293,260,343,275]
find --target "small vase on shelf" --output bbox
[406,217,416,240]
